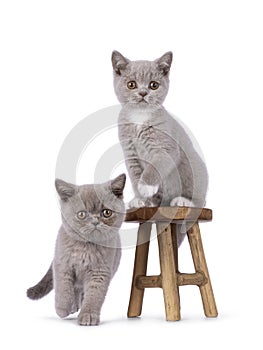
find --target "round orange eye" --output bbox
[102,209,113,218]
[149,81,159,90]
[77,211,87,220]
[127,81,137,89]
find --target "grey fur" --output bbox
[27,174,126,326]
[27,264,53,300]
[112,51,208,206]
[112,51,208,242]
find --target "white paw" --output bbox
[127,197,146,208]
[138,183,158,198]
[170,196,195,207]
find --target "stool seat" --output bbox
[125,206,212,223]
[125,206,218,321]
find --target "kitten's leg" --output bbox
[120,140,148,208]
[122,142,143,186]
[138,151,178,200]
[71,287,83,314]
[78,272,111,326]
[53,266,75,318]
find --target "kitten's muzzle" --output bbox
[91,216,99,226]
[139,99,148,104]
[139,90,148,97]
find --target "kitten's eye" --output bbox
[149,81,159,90]
[77,211,87,220]
[101,209,113,218]
[127,81,137,89]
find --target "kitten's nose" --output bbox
[139,90,148,97]
[91,217,99,226]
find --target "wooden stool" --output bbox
[125,207,218,321]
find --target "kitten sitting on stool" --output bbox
[27,174,126,326]
[112,51,208,210]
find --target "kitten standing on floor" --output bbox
[112,51,208,211]
[27,174,126,326]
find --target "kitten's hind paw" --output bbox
[78,312,100,326]
[127,196,159,208]
[170,196,195,207]
[127,197,146,209]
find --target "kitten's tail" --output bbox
[27,264,53,300]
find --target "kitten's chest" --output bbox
[122,114,160,140]
[68,242,105,273]
[127,110,153,124]
[119,108,170,153]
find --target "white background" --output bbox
[1,0,263,349]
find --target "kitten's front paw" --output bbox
[170,196,195,207]
[138,183,158,198]
[56,307,70,319]
[78,312,100,326]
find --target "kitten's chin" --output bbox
[139,101,149,107]
[134,99,149,105]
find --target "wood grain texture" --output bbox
[187,223,218,317]
[127,223,152,318]
[157,223,181,321]
[136,272,206,288]
[126,207,217,321]
[136,275,162,289]
[125,206,212,223]
[177,272,207,286]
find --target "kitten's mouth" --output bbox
[90,228,101,234]
[76,228,101,241]
[139,99,148,103]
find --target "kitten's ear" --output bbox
[110,173,126,198]
[112,51,130,75]
[55,179,76,201]
[155,51,173,75]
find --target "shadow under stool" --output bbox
[125,206,218,321]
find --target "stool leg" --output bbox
[157,223,181,321]
[187,222,218,317]
[171,224,179,271]
[127,222,152,318]
[171,223,181,312]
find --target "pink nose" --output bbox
[139,90,147,97]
